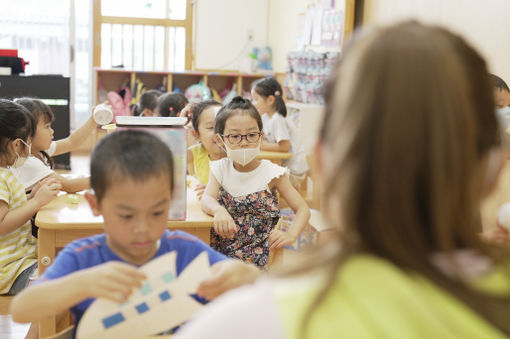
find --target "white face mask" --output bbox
[222,140,260,166]
[12,139,31,168]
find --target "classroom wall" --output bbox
[268,0,347,73]
[194,0,268,71]
[363,0,510,85]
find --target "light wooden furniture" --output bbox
[0,296,13,315]
[257,150,292,166]
[95,68,269,105]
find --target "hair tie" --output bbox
[169,107,174,111]
[274,91,281,96]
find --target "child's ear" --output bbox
[214,134,224,146]
[191,129,199,141]
[84,191,102,216]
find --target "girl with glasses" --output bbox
[201,96,310,268]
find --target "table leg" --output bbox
[38,229,56,337]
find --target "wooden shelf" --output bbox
[94,68,270,104]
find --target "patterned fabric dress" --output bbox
[210,187,280,268]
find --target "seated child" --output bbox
[186,100,226,198]
[14,97,97,193]
[134,89,162,117]
[251,77,308,190]
[201,97,310,268]
[0,99,60,296]
[10,130,260,336]
[158,92,188,117]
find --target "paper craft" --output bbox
[76,251,212,338]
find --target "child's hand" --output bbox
[196,260,260,300]
[179,103,196,124]
[269,229,297,249]
[78,261,147,302]
[213,207,237,239]
[483,224,510,245]
[194,183,206,200]
[32,178,61,207]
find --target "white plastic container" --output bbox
[497,202,510,231]
[93,104,113,125]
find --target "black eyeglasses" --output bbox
[221,132,262,145]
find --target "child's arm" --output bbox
[53,115,98,156]
[270,175,310,249]
[196,260,261,301]
[10,261,146,323]
[187,149,195,176]
[201,175,238,239]
[261,139,291,153]
[50,173,90,193]
[0,179,60,236]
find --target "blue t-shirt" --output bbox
[38,230,227,329]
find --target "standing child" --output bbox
[202,96,310,268]
[187,100,226,198]
[0,99,60,295]
[134,89,162,117]
[13,97,97,193]
[251,77,308,189]
[10,130,260,336]
[158,92,188,117]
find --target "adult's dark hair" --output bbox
[135,89,163,116]
[0,99,35,158]
[14,97,55,168]
[252,76,287,117]
[191,100,222,132]
[489,74,510,92]
[214,96,262,135]
[158,92,188,117]
[90,130,174,203]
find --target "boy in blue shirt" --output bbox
[10,130,260,336]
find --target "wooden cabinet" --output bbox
[94,68,270,105]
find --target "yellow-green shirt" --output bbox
[278,254,506,338]
[0,168,37,294]
[190,144,210,185]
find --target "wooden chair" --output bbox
[0,296,14,315]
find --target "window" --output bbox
[94,0,192,71]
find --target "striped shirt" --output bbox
[0,167,37,294]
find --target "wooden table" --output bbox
[257,151,291,165]
[35,183,213,337]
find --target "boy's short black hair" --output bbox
[90,130,174,203]
[489,73,510,92]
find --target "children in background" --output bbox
[201,97,310,268]
[490,73,510,109]
[0,99,60,295]
[14,97,97,193]
[158,92,188,117]
[177,22,510,338]
[134,89,162,117]
[187,100,226,199]
[10,130,260,336]
[251,77,308,190]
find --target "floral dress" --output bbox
[210,187,280,268]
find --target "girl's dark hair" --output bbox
[0,99,35,159]
[90,130,174,204]
[191,100,222,133]
[252,76,287,117]
[158,92,188,117]
[135,89,163,116]
[214,96,262,135]
[14,97,55,168]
